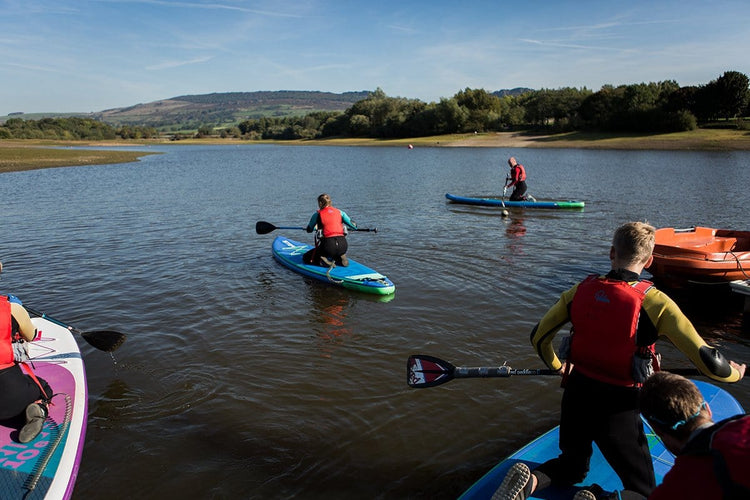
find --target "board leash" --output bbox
[24,393,72,493]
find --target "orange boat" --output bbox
[646,226,750,284]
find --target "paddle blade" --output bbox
[407,354,456,388]
[255,221,277,234]
[78,329,127,352]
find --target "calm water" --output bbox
[1,145,749,499]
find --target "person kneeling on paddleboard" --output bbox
[493,221,745,500]
[504,156,528,201]
[303,193,357,268]
[0,295,53,443]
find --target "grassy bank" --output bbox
[2,127,750,173]
[0,142,159,174]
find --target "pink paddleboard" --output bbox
[0,317,88,499]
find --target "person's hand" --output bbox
[306,226,313,233]
[730,360,746,379]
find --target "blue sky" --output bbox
[2,0,749,115]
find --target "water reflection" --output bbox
[505,217,527,239]
[2,145,750,499]
[309,290,354,358]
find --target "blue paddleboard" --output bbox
[459,380,744,499]
[446,193,585,209]
[272,236,395,295]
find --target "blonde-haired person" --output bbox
[494,221,745,500]
[303,194,357,267]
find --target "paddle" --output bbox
[407,354,702,389]
[407,354,558,388]
[500,176,509,216]
[255,220,377,234]
[24,306,126,352]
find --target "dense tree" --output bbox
[712,71,750,120]
[522,87,592,131]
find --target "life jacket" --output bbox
[318,206,345,238]
[0,296,16,369]
[568,274,654,387]
[684,415,750,499]
[513,164,526,182]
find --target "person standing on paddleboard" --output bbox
[494,221,746,500]
[303,193,357,267]
[0,294,53,443]
[504,157,528,201]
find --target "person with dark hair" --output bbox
[493,221,745,500]
[303,193,357,267]
[634,372,750,500]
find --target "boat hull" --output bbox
[647,227,750,283]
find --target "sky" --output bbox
[1,0,749,115]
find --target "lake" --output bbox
[1,144,749,499]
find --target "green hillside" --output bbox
[2,90,371,132]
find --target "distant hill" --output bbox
[2,89,535,132]
[492,87,534,98]
[91,90,372,131]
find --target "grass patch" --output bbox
[0,142,158,173]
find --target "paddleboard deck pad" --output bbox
[446,193,585,209]
[0,317,87,500]
[459,379,744,499]
[272,236,395,295]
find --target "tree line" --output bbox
[0,116,158,140]
[1,71,747,141]
[231,70,749,140]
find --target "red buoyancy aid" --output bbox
[513,164,526,182]
[318,206,345,238]
[569,275,654,387]
[661,415,750,499]
[0,296,16,369]
[708,416,750,498]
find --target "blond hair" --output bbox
[612,221,655,265]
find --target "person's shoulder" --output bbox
[651,460,716,500]
[644,285,674,302]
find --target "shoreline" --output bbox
[2,128,750,173]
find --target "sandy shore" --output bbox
[436,130,750,150]
[2,128,750,173]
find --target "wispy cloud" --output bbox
[387,24,419,35]
[519,38,623,51]
[92,0,305,17]
[146,55,214,70]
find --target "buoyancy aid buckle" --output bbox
[632,345,661,385]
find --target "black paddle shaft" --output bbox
[454,366,557,378]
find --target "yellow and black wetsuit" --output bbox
[526,269,741,497]
[530,272,741,383]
